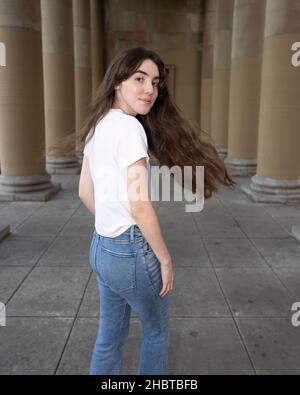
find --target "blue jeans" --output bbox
[88,224,170,375]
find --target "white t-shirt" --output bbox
[83,108,151,237]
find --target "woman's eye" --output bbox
[135,77,158,87]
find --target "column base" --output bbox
[76,150,83,166]
[46,156,81,174]
[0,174,61,201]
[217,148,227,159]
[242,174,300,203]
[224,157,257,176]
[0,224,10,241]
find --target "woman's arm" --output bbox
[78,156,95,216]
[126,157,171,266]
[127,157,174,297]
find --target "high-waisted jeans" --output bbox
[88,224,170,375]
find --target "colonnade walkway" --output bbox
[0,174,300,374]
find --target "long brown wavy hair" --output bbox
[53,46,235,198]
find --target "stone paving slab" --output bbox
[57,215,94,236]
[169,268,231,316]
[56,317,255,375]
[159,211,198,234]
[221,202,272,218]
[272,216,300,233]
[78,268,231,319]
[163,232,211,267]
[0,201,43,231]
[263,205,300,217]
[6,267,91,317]
[216,268,296,317]
[272,269,300,299]
[15,215,71,237]
[0,317,73,375]
[234,216,291,238]
[251,237,300,268]
[194,215,246,238]
[236,318,300,374]
[168,317,254,375]
[203,238,267,268]
[78,274,99,318]
[37,235,91,266]
[0,235,54,266]
[0,174,300,375]
[0,266,32,303]
[56,317,142,375]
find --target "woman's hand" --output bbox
[159,260,174,298]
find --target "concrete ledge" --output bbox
[0,224,10,241]
[292,226,300,243]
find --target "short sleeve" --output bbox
[117,118,149,170]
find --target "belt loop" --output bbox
[130,225,134,242]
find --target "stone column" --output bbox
[200,0,217,137]
[242,0,300,203]
[73,0,92,158]
[90,0,104,94]
[0,0,60,201]
[225,0,266,175]
[210,0,234,158]
[41,0,80,175]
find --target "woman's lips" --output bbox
[140,99,152,104]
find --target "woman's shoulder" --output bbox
[112,111,143,128]
[109,111,146,137]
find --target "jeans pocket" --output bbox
[144,246,162,295]
[100,245,137,293]
[89,234,97,272]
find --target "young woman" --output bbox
[77,47,235,375]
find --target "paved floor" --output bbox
[0,174,300,375]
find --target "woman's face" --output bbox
[113,59,160,116]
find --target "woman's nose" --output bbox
[144,81,154,94]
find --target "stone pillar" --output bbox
[73,0,92,158]
[200,0,217,136]
[41,0,80,175]
[0,0,60,201]
[225,0,266,176]
[210,0,234,158]
[90,0,105,94]
[242,0,300,203]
